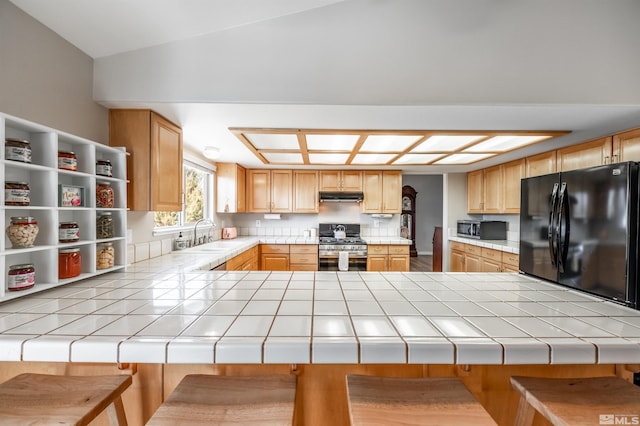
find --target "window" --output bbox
[154,161,214,228]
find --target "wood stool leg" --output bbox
[107,395,128,426]
[513,394,536,426]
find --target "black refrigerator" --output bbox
[519,162,640,309]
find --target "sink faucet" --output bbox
[193,218,214,246]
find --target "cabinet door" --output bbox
[382,171,402,213]
[557,137,612,171]
[261,254,289,271]
[362,171,383,213]
[319,171,341,191]
[483,165,503,213]
[367,255,388,272]
[613,128,640,162]
[388,255,409,271]
[526,151,557,177]
[293,171,318,213]
[467,170,484,213]
[151,113,183,211]
[247,169,271,212]
[216,163,246,213]
[465,254,481,272]
[450,249,465,272]
[481,258,502,273]
[271,170,292,213]
[503,159,525,214]
[341,170,363,191]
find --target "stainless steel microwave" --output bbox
[457,220,507,240]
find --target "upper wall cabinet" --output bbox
[216,162,246,213]
[247,169,292,213]
[362,170,402,214]
[293,170,318,213]
[613,128,640,162]
[466,170,484,213]
[319,170,362,192]
[109,109,183,211]
[557,137,612,172]
[502,159,525,214]
[467,161,524,214]
[525,151,557,177]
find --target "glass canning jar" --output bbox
[96,242,114,269]
[5,138,32,163]
[8,264,35,291]
[96,212,114,239]
[96,181,114,208]
[6,216,39,248]
[59,248,82,279]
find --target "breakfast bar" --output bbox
[1,241,640,424]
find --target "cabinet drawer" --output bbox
[481,248,502,261]
[368,245,388,255]
[389,245,409,255]
[450,241,466,252]
[464,244,481,255]
[290,264,318,271]
[261,244,290,254]
[290,244,318,254]
[290,253,317,265]
[502,253,520,267]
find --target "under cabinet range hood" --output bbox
[319,191,364,202]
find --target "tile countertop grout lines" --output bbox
[2,248,640,364]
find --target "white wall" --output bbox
[402,175,443,255]
[0,0,108,143]
[443,173,467,271]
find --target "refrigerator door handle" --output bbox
[548,183,559,267]
[557,182,570,273]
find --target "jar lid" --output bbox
[97,159,111,163]
[60,248,81,253]
[5,181,29,185]
[10,216,37,222]
[97,181,111,185]
[97,242,113,247]
[60,221,78,225]
[98,212,112,216]
[58,150,75,155]
[5,138,29,144]
[9,263,34,269]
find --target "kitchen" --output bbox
[2,1,640,425]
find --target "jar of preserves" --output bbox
[96,242,114,269]
[59,222,80,243]
[58,151,78,171]
[59,248,82,279]
[96,212,114,239]
[6,216,39,248]
[96,181,114,208]
[96,159,113,177]
[4,181,30,206]
[7,263,35,291]
[5,138,32,163]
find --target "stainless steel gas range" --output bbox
[318,223,367,271]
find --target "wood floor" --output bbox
[410,255,433,272]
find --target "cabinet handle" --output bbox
[604,156,610,164]
[613,154,619,162]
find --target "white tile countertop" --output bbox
[1,252,640,365]
[449,236,520,254]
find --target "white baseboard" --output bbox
[417,251,433,256]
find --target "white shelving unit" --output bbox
[1,112,127,301]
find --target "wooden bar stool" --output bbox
[510,376,640,426]
[147,374,297,425]
[346,375,497,425]
[0,373,132,426]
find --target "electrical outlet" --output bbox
[374,220,380,228]
[256,219,261,228]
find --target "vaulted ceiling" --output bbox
[9,0,640,172]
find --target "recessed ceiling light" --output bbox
[464,135,551,152]
[308,153,350,164]
[433,153,495,164]
[352,153,397,164]
[202,146,220,159]
[245,133,299,149]
[360,135,423,152]
[412,135,487,152]
[393,153,445,165]
[306,134,360,151]
[261,152,303,164]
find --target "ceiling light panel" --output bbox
[412,135,487,152]
[392,153,445,165]
[360,135,423,152]
[433,153,496,164]
[306,134,360,151]
[308,153,350,164]
[245,133,299,150]
[352,153,397,164]
[261,152,304,164]
[464,135,551,152]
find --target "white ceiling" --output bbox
[10,0,640,173]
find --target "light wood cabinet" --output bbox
[109,109,183,211]
[289,245,318,271]
[612,128,640,162]
[362,170,402,214]
[503,159,525,214]
[467,170,484,213]
[449,241,519,273]
[526,151,557,177]
[293,171,318,213]
[247,169,292,213]
[366,245,409,271]
[260,244,290,271]
[483,165,503,214]
[557,137,612,172]
[319,170,362,192]
[226,246,258,271]
[215,163,245,213]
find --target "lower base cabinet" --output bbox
[367,245,410,272]
[450,241,519,273]
[226,246,259,271]
[260,244,289,271]
[289,245,318,271]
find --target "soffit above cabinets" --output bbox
[230,128,570,166]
